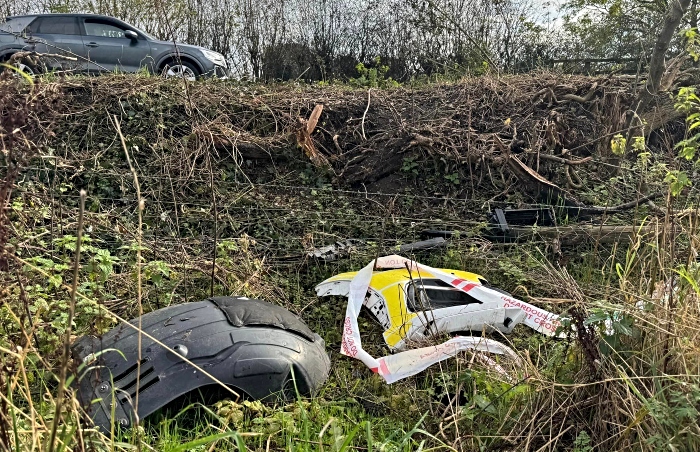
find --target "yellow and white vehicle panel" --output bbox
[315,255,560,383]
[316,267,529,350]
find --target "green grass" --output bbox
[133,399,452,451]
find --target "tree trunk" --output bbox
[632,0,692,119]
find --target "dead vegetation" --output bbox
[4,71,686,212]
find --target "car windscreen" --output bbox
[0,16,35,34]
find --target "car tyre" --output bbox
[1,56,38,78]
[161,60,199,81]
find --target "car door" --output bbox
[23,16,86,72]
[79,17,152,74]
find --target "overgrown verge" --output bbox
[1,73,699,451]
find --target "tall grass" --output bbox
[3,206,699,451]
[498,215,700,451]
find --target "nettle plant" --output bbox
[21,234,118,351]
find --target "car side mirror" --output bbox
[124,30,138,40]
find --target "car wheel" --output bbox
[1,58,37,78]
[162,61,199,81]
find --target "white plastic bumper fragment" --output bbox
[316,255,563,383]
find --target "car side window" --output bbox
[406,279,482,311]
[83,19,127,39]
[29,17,80,35]
[0,17,36,33]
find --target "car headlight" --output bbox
[201,49,226,67]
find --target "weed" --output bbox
[401,155,419,176]
[349,57,399,89]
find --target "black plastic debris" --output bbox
[485,207,557,242]
[210,297,316,341]
[398,237,446,252]
[488,207,557,232]
[419,230,455,240]
[422,207,558,243]
[72,297,330,431]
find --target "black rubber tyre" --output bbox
[161,60,200,81]
[1,55,39,77]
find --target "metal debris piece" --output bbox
[307,239,364,261]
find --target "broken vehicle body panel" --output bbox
[315,255,562,383]
[316,267,528,351]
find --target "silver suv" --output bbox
[0,13,228,79]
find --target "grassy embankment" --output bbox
[1,73,699,451]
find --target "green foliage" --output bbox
[86,248,118,283]
[496,259,528,286]
[562,0,663,61]
[660,87,700,196]
[400,155,419,176]
[349,57,399,89]
[610,134,626,155]
[631,135,645,153]
[664,170,692,196]
[573,430,593,452]
[684,27,700,62]
[584,307,638,356]
[674,87,700,161]
[643,382,700,450]
[210,397,441,451]
[444,172,460,185]
[144,260,171,287]
[14,229,125,350]
[674,86,700,113]
[474,61,490,76]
